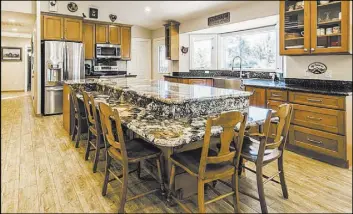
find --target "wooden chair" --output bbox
[69,87,87,148]
[98,102,165,213]
[166,111,248,213]
[239,104,293,213]
[82,91,105,173]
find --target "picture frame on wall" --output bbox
[89,8,98,19]
[1,47,22,62]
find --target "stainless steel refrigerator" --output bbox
[41,41,84,115]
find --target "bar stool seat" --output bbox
[108,138,161,163]
[171,148,234,180]
[241,136,282,165]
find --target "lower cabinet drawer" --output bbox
[289,125,345,159]
[292,104,345,135]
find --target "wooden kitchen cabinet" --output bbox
[83,22,95,59]
[164,21,180,60]
[64,18,82,41]
[121,26,131,60]
[42,15,63,40]
[280,0,351,55]
[245,86,266,108]
[96,24,109,43]
[109,25,121,44]
[42,14,82,41]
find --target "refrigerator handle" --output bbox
[64,44,68,80]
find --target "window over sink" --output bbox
[189,18,283,73]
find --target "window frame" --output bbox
[189,34,218,70]
[157,44,170,74]
[218,24,282,72]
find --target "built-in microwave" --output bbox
[96,44,121,59]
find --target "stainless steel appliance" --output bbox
[96,44,121,59]
[41,41,84,115]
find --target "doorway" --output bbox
[152,37,171,80]
[127,38,151,80]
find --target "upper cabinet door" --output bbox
[96,24,109,43]
[280,1,311,55]
[42,15,63,40]
[83,22,95,59]
[64,18,82,42]
[310,0,350,54]
[109,25,121,44]
[121,27,131,60]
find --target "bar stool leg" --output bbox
[85,129,92,160]
[102,154,112,196]
[75,119,81,148]
[278,156,288,199]
[197,179,206,213]
[118,167,128,214]
[166,164,176,206]
[92,134,101,173]
[156,157,166,195]
[232,172,240,213]
[256,164,268,213]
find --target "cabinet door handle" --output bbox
[306,116,322,121]
[271,93,282,97]
[307,138,323,144]
[307,98,322,103]
[304,48,308,52]
[311,48,315,52]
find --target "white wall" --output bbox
[1,1,36,14]
[1,37,31,91]
[40,0,152,39]
[152,1,352,81]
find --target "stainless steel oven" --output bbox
[96,44,121,59]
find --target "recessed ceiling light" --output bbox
[144,7,151,13]
[8,19,16,22]
[12,28,18,32]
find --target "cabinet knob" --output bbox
[311,48,315,51]
[304,48,308,52]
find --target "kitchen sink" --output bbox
[213,77,258,90]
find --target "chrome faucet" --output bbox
[231,56,244,79]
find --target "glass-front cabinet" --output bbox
[280,0,351,55]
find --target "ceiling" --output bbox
[91,1,246,30]
[1,11,35,34]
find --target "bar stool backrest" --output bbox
[99,102,128,162]
[199,111,247,178]
[82,91,95,125]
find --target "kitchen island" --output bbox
[63,78,258,198]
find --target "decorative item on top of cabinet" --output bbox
[89,8,98,19]
[83,22,95,59]
[280,0,351,55]
[67,2,78,12]
[121,26,131,60]
[164,21,180,60]
[109,14,117,23]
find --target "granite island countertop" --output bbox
[65,78,252,118]
[76,92,269,147]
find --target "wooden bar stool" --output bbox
[234,104,293,213]
[69,87,87,148]
[98,102,165,213]
[166,111,248,213]
[82,91,104,173]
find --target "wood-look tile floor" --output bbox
[1,92,352,213]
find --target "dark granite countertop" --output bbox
[242,79,352,96]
